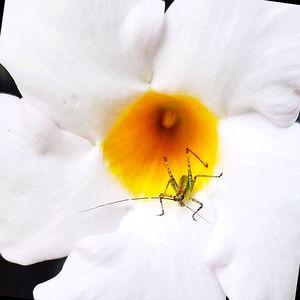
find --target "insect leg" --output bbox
[163,156,178,192]
[185,147,193,180]
[186,148,208,168]
[157,178,176,216]
[194,172,223,182]
[158,195,165,217]
[157,192,176,216]
[191,198,203,221]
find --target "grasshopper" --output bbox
[80,148,222,221]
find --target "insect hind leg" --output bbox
[163,156,178,192]
[186,148,208,169]
[191,198,203,221]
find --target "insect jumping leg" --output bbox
[186,148,208,169]
[163,156,178,192]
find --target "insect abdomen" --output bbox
[177,175,188,196]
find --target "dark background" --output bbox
[0,0,299,299]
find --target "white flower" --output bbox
[0,0,300,299]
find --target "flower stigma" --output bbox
[161,109,179,129]
[103,91,218,197]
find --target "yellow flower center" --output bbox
[102,91,218,196]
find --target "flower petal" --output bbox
[204,113,300,299]
[0,95,130,265]
[0,0,164,140]
[152,0,300,126]
[34,204,226,300]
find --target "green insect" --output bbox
[80,148,222,221]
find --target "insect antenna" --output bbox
[79,196,210,224]
[183,204,210,224]
[78,196,163,213]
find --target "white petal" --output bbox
[0,0,164,140]
[0,95,131,265]
[152,0,300,127]
[34,203,226,300]
[204,113,300,300]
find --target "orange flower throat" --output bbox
[103,91,218,196]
